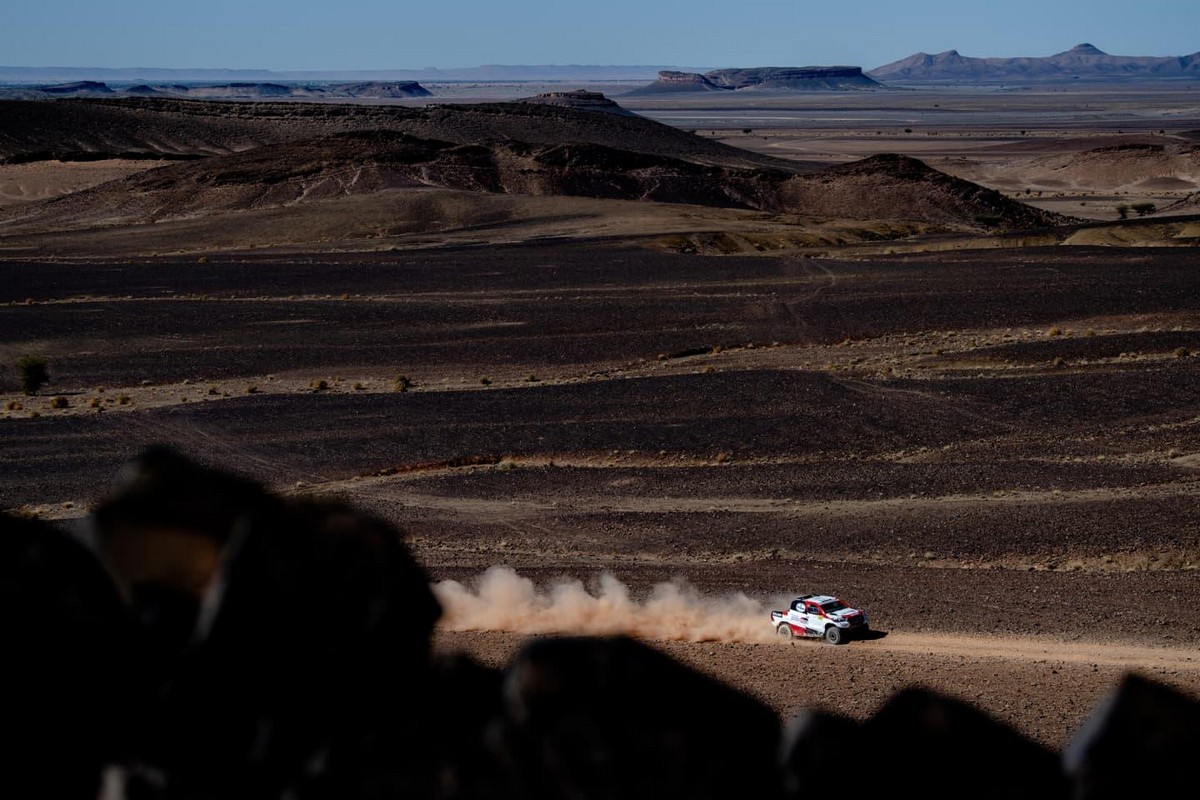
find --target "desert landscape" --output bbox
[2,33,1200,796]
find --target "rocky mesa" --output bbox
[0,80,433,101]
[871,43,1200,82]
[627,66,881,94]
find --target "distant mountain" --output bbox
[870,44,1200,82]
[627,66,880,95]
[0,80,433,101]
[126,82,432,99]
[0,64,701,84]
[39,80,114,95]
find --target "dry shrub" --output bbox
[17,355,49,395]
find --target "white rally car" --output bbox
[770,594,869,644]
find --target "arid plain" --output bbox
[2,83,1199,749]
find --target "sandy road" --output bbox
[850,630,1200,672]
[440,625,1200,673]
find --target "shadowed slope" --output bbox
[0,133,1065,234]
[0,97,799,171]
[780,154,1066,229]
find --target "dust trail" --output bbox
[433,566,780,643]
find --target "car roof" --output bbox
[795,594,839,604]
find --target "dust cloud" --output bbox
[433,566,780,643]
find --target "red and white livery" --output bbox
[769,594,869,645]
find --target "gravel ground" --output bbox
[4,243,1198,752]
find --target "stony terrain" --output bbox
[3,242,1199,749]
[2,87,1199,762]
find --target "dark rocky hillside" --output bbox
[779,153,1066,229]
[0,131,1065,233]
[0,96,798,170]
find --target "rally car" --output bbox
[770,594,869,644]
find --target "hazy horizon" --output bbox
[4,1,1198,72]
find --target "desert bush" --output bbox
[480,376,492,386]
[310,379,329,392]
[1115,204,1130,219]
[16,355,49,395]
[524,374,540,383]
[117,395,132,405]
[88,397,101,409]
[48,396,69,409]
[5,400,23,411]
[394,375,412,393]
[1131,202,1157,217]
[1047,326,1063,337]
[245,386,259,395]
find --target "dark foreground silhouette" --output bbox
[3,446,1197,798]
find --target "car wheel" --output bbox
[777,623,795,640]
[824,626,844,645]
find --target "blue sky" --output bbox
[4,0,1197,70]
